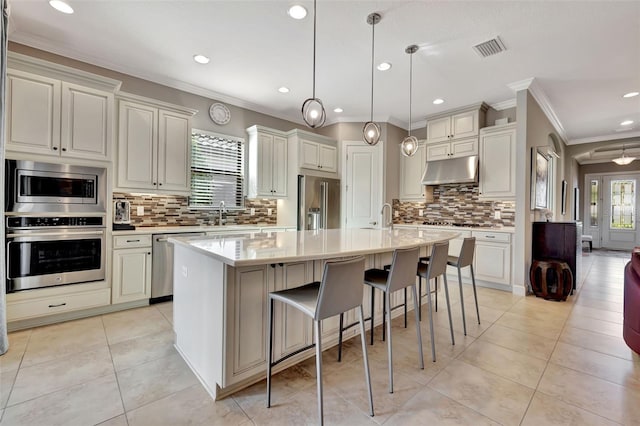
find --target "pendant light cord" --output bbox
[370,19,375,122]
[312,0,317,99]
[408,51,413,136]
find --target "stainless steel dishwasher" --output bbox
[151,232,205,303]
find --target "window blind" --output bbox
[189,131,244,209]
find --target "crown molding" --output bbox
[507,78,535,92]
[569,130,640,145]
[490,98,516,111]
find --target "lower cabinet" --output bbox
[112,236,152,304]
[472,231,511,285]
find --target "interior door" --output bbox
[344,143,382,228]
[601,174,640,249]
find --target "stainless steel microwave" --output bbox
[5,160,106,213]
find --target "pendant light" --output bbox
[612,145,636,165]
[301,0,326,128]
[401,45,419,157]
[362,12,381,146]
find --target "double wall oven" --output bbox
[5,160,107,293]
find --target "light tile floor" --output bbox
[1,250,639,425]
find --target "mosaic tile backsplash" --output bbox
[393,184,515,227]
[112,193,277,227]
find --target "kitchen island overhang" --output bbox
[169,228,459,400]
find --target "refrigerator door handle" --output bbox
[298,175,305,231]
[320,181,328,229]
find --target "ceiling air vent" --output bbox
[473,37,506,58]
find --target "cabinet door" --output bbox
[473,242,511,284]
[426,141,450,161]
[450,137,478,158]
[399,144,427,200]
[271,135,288,196]
[5,71,61,155]
[157,110,191,193]
[479,128,516,199]
[112,248,152,304]
[273,262,314,359]
[451,110,478,139]
[255,133,274,196]
[118,101,158,191]
[318,144,337,172]
[426,116,450,143]
[61,83,113,161]
[300,139,320,170]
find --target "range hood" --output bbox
[421,155,478,185]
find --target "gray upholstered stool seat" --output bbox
[267,257,374,425]
[582,235,593,252]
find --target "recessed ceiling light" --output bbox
[193,54,210,64]
[333,108,343,113]
[620,120,634,126]
[49,0,74,14]
[377,62,392,71]
[433,98,445,105]
[278,87,290,93]
[623,92,639,98]
[288,5,307,19]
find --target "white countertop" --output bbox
[112,224,292,236]
[394,223,515,233]
[169,228,460,267]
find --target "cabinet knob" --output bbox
[61,148,66,152]
[153,182,157,186]
[148,252,151,255]
[159,183,163,186]
[52,146,58,151]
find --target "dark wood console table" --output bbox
[532,221,582,290]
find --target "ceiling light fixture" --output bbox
[621,120,634,126]
[363,12,382,146]
[377,62,391,71]
[612,145,636,166]
[623,92,639,98]
[193,54,210,64]
[401,45,419,157]
[49,0,74,14]
[333,107,343,113]
[433,98,444,105]
[278,86,290,93]
[288,5,307,20]
[301,0,326,128]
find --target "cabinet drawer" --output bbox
[7,288,111,321]
[113,234,152,248]
[473,231,511,243]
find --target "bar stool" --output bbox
[267,256,374,425]
[416,241,453,362]
[346,246,423,393]
[448,237,480,336]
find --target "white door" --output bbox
[343,142,382,228]
[601,174,640,249]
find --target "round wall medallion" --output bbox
[209,103,231,125]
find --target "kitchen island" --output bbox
[169,227,459,400]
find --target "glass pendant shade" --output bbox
[363,121,381,145]
[302,97,326,128]
[612,153,635,165]
[401,135,419,157]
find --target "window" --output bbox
[610,179,635,230]
[189,130,244,209]
[590,179,599,227]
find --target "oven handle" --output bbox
[6,230,106,240]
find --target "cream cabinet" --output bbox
[246,125,288,198]
[472,231,511,285]
[5,70,114,161]
[399,141,427,201]
[426,109,481,143]
[300,139,337,173]
[112,235,152,304]
[479,123,517,199]
[117,95,196,195]
[426,137,478,161]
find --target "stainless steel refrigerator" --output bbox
[297,175,341,230]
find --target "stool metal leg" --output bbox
[385,291,394,393]
[442,274,455,345]
[404,288,408,328]
[314,320,324,425]
[382,296,386,342]
[338,313,344,362]
[470,265,480,324]
[412,284,424,370]
[424,275,436,362]
[457,266,467,336]
[417,277,422,321]
[435,277,438,312]
[357,306,374,417]
[370,288,375,345]
[266,297,274,408]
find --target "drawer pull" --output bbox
[126,239,141,243]
[48,302,67,308]
[485,235,496,239]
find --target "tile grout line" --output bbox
[102,314,130,426]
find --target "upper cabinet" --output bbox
[246,125,288,198]
[116,93,197,195]
[300,139,337,173]
[425,103,488,160]
[5,53,121,162]
[425,137,478,161]
[478,123,517,200]
[399,140,427,201]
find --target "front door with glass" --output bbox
[601,175,640,250]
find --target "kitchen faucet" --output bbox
[381,203,393,230]
[218,200,227,226]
